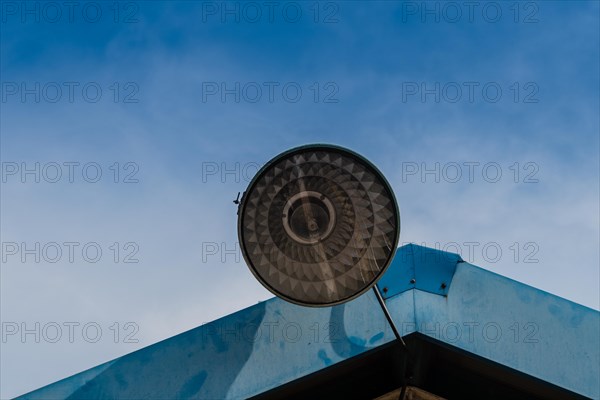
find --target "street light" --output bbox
[238,144,400,307]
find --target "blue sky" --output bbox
[1,1,599,398]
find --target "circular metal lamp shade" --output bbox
[238,144,400,307]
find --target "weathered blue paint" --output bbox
[16,245,599,400]
[377,244,463,299]
[382,261,600,399]
[17,289,395,400]
[399,262,600,399]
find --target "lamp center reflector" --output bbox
[282,191,336,245]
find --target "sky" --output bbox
[1,1,599,398]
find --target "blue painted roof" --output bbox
[377,243,462,298]
[16,244,600,399]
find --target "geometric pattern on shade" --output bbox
[239,145,400,306]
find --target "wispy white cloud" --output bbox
[1,1,598,398]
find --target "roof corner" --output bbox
[377,244,463,299]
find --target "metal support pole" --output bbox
[372,285,407,348]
